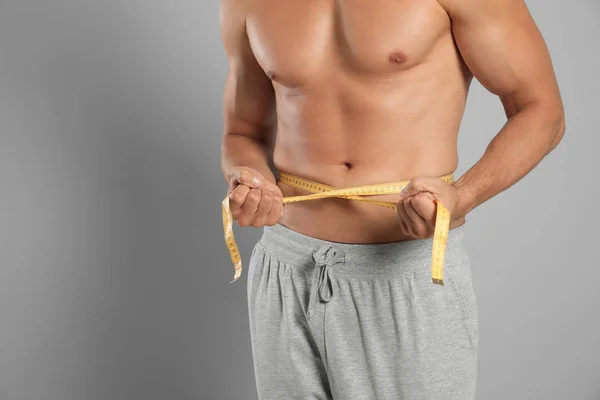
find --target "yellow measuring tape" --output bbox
[222,172,455,285]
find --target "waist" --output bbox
[275,204,443,243]
[257,222,468,279]
[223,170,457,284]
[273,168,458,243]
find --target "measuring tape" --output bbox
[222,172,455,285]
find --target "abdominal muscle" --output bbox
[272,70,469,243]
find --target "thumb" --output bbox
[229,166,264,189]
[399,181,420,198]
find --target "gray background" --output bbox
[0,1,597,399]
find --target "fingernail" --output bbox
[252,176,261,187]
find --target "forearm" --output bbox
[452,103,565,217]
[221,133,277,185]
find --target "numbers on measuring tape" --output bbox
[222,173,455,284]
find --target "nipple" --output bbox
[388,51,408,65]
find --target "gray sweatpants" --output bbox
[247,222,478,400]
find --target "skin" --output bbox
[220,0,565,243]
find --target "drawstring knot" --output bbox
[307,245,344,317]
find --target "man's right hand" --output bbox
[226,166,285,227]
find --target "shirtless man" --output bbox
[219,0,564,398]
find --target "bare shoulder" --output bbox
[435,0,530,19]
[219,0,254,56]
[433,0,561,115]
[220,0,249,19]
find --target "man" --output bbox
[219,0,564,398]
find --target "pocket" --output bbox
[445,259,479,353]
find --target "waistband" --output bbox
[256,222,468,279]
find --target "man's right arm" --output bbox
[219,0,284,227]
[219,0,277,185]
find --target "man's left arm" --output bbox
[445,0,565,217]
[399,0,565,232]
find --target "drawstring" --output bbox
[306,245,345,318]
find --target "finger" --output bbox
[396,200,413,236]
[398,216,410,236]
[228,184,250,219]
[229,167,263,189]
[265,194,284,226]
[238,188,261,227]
[411,193,437,230]
[262,182,283,198]
[423,191,436,202]
[251,190,274,227]
[403,197,429,238]
[399,177,443,199]
[401,201,418,237]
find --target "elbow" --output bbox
[547,108,566,153]
[504,91,566,154]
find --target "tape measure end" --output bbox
[432,278,444,286]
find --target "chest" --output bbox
[246,0,450,86]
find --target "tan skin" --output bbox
[220,0,564,243]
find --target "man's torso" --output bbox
[246,0,473,242]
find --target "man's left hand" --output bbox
[396,177,464,239]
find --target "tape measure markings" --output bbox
[222,172,454,285]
